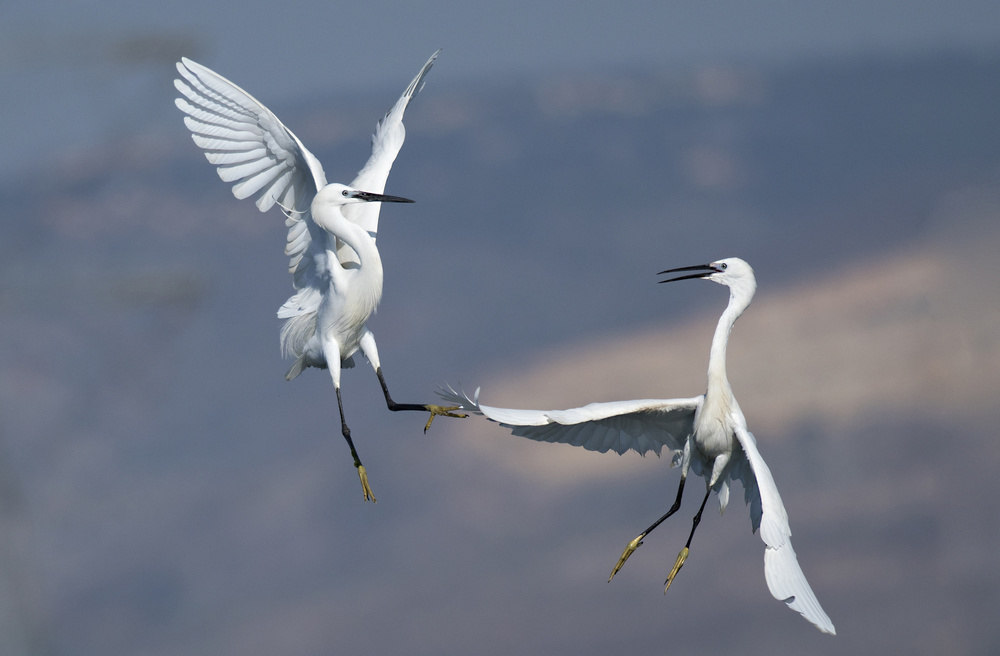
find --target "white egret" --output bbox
[440,258,835,634]
[174,50,464,503]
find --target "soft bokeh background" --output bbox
[1,2,999,654]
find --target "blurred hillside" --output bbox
[0,52,998,655]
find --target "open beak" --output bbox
[353,190,415,203]
[658,263,720,284]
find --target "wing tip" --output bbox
[404,49,442,100]
[778,592,837,634]
[764,542,836,635]
[436,383,481,414]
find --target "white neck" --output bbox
[706,283,753,396]
[314,207,379,267]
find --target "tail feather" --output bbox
[279,310,317,360]
[285,355,306,381]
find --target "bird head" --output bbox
[315,183,415,207]
[658,257,757,299]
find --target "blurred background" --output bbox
[1,1,999,654]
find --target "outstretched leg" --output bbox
[336,386,376,503]
[609,473,687,582]
[375,367,467,432]
[664,485,712,592]
[358,329,464,431]
[359,330,465,432]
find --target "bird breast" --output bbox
[316,266,383,357]
[694,391,735,461]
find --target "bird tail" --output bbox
[278,310,317,361]
[285,355,307,381]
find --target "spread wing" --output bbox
[174,57,330,295]
[337,49,439,267]
[732,423,836,635]
[438,385,701,457]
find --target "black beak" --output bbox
[658,263,719,284]
[353,190,415,204]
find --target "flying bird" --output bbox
[440,258,835,634]
[174,50,464,503]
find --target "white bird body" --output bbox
[281,183,386,372]
[440,258,835,635]
[176,50,463,503]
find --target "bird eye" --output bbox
[720,263,728,269]
[341,189,349,197]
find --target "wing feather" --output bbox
[438,385,700,457]
[216,156,282,183]
[203,147,269,165]
[336,49,439,267]
[174,98,254,128]
[182,116,261,141]
[732,424,836,635]
[174,57,326,288]
[189,132,259,151]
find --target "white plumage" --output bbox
[440,258,835,635]
[175,51,463,503]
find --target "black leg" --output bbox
[375,367,467,432]
[376,367,428,413]
[664,485,712,591]
[642,473,688,538]
[683,485,713,550]
[609,473,688,582]
[336,386,376,503]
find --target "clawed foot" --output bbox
[664,547,689,592]
[422,404,467,433]
[608,534,646,582]
[356,464,377,503]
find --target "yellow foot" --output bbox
[422,405,467,433]
[608,534,646,582]
[357,464,377,503]
[664,547,689,592]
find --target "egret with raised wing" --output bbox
[175,50,464,503]
[440,258,835,634]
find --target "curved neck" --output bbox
[706,285,752,394]
[313,204,380,270]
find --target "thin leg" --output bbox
[664,485,712,592]
[375,367,466,432]
[609,473,687,582]
[337,386,376,503]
